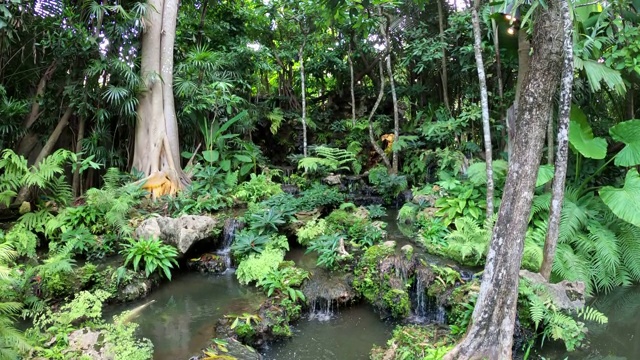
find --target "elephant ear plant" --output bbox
[120,236,179,280]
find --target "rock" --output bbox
[188,253,228,273]
[192,337,261,360]
[519,270,586,311]
[66,328,112,359]
[302,268,357,309]
[382,240,396,248]
[116,273,158,303]
[135,215,220,255]
[323,174,342,186]
[400,245,413,258]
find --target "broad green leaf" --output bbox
[202,150,219,163]
[234,154,253,163]
[536,164,555,187]
[609,120,640,166]
[569,105,607,159]
[600,169,640,227]
[220,159,231,171]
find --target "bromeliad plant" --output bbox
[120,237,179,280]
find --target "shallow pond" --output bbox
[108,210,640,360]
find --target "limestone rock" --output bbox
[520,270,586,311]
[135,215,219,255]
[66,328,112,359]
[323,174,342,186]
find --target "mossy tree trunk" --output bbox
[443,0,564,358]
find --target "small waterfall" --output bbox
[408,269,446,324]
[307,298,336,321]
[218,218,241,272]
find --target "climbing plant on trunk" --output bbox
[443,0,564,358]
[131,0,186,197]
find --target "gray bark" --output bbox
[132,0,185,189]
[72,115,86,197]
[508,28,531,160]
[540,0,574,280]
[471,0,494,219]
[444,1,563,358]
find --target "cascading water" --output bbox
[218,218,242,272]
[408,268,446,324]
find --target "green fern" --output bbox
[577,306,608,324]
[297,145,358,174]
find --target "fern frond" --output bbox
[577,306,608,324]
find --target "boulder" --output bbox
[66,328,112,359]
[323,174,343,186]
[116,274,158,303]
[135,215,220,255]
[302,268,357,309]
[519,270,586,311]
[188,253,229,273]
[190,337,261,360]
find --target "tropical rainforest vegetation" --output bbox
[0,0,639,357]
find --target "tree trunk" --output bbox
[507,27,531,159]
[348,37,356,126]
[15,107,73,204]
[491,19,506,150]
[131,0,186,197]
[444,1,563,358]
[369,61,392,170]
[299,37,308,157]
[16,61,58,156]
[540,0,574,280]
[380,9,399,174]
[437,0,450,112]
[72,115,86,197]
[471,0,494,218]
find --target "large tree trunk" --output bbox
[72,115,86,197]
[540,0,574,280]
[471,0,494,218]
[437,0,450,112]
[507,28,531,159]
[443,1,563,358]
[131,0,185,197]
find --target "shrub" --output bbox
[234,173,283,204]
[120,237,179,280]
[296,219,328,245]
[235,248,285,285]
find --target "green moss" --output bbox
[383,289,410,318]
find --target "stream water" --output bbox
[109,211,640,360]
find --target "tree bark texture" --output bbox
[540,0,574,280]
[471,0,494,219]
[507,28,531,159]
[72,115,86,197]
[132,0,185,194]
[444,2,563,359]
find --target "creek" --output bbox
[109,211,640,360]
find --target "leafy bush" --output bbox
[366,204,387,219]
[296,219,328,245]
[296,183,345,211]
[306,234,343,269]
[368,166,408,204]
[231,230,270,258]
[120,237,179,280]
[1,224,38,259]
[519,279,607,351]
[235,248,285,285]
[397,203,419,224]
[0,243,31,358]
[247,208,286,235]
[258,266,309,302]
[234,173,282,204]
